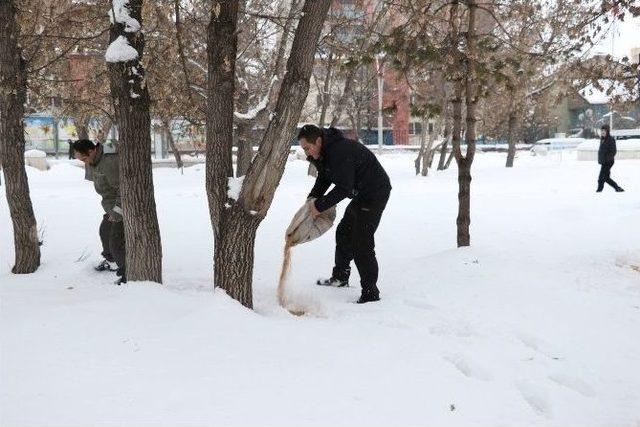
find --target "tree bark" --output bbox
[236,122,253,177]
[162,120,184,169]
[95,117,113,144]
[240,0,332,211]
[206,0,247,304]
[452,0,479,248]
[330,65,357,128]
[206,0,331,308]
[422,120,435,176]
[213,205,260,306]
[107,0,162,283]
[318,51,334,128]
[437,138,449,170]
[505,101,517,168]
[76,117,90,140]
[0,0,41,274]
[414,120,426,175]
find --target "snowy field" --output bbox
[2,151,640,427]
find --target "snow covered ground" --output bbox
[2,151,640,427]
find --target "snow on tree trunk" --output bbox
[106,0,162,283]
[206,0,331,308]
[0,0,41,274]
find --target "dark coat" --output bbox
[598,135,617,165]
[308,128,391,212]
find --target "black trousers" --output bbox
[99,214,126,277]
[334,189,390,295]
[598,161,620,191]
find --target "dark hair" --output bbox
[600,124,610,131]
[297,124,323,142]
[71,139,97,155]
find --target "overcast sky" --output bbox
[593,12,640,60]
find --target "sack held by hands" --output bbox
[285,198,336,246]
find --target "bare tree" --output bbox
[107,0,162,283]
[206,0,331,308]
[454,0,479,247]
[0,0,41,273]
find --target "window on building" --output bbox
[409,122,423,135]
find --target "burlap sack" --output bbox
[285,199,336,246]
[279,199,336,314]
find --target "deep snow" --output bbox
[2,151,640,427]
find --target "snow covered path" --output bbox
[2,152,639,426]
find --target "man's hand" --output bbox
[308,200,321,219]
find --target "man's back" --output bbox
[319,128,391,200]
[86,145,120,214]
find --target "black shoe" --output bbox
[357,289,380,304]
[317,267,350,287]
[596,189,603,193]
[114,276,127,285]
[316,278,349,287]
[95,259,118,272]
[616,187,625,192]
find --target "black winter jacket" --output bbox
[598,135,616,165]
[308,128,391,212]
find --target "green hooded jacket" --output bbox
[85,144,122,221]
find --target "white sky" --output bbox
[593,12,640,60]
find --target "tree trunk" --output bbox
[0,0,41,274]
[107,0,162,283]
[240,0,332,211]
[505,108,517,168]
[422,120,434,176]
[214,206,260,307]
[444,150,455,169]
[438,101,451,171]
[353,111,362,142]
[206,0,331,308]
[236,123,253,177]
[414,118,426,175]
[76,117,90,140]
[206,0,244,301]
[428,143,440,168]
[318,51,334,128]
[95,117,113,144]
[162,120,184,169]
[437,138,449,170]
[449,0,467,246]
[330,65,357,128]
[453,0,479,248]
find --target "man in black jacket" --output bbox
[597,124,624,193]
[298,124,391,304]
